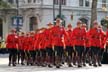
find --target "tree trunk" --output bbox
[90,0,98,28]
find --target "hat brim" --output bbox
[47,24,53,26]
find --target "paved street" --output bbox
[0,54,108,72]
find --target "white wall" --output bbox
[67,0,79,7]
[43,0,53,5]
[39,9,53,28]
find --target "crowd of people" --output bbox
[6,18,108,68]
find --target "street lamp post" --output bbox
[59,0,62,19]
[16,0,19,32]
[53,0,55,24]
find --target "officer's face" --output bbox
[77,24,82,28]
[48,25,53,28]
[30,34,34,37]
[82,26,86,29]
[94,24,98,28]
[11,31,15,34]
[68,27,72,30]
[56,22,61,26]
[26,33,30,37]
[51,25,54,28]
[40,30,44,33]
[56,19,61,26]
[21,34,24,36]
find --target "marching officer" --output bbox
[81,23,93,66]
[34,29,41,66]
[98,25,106,66]
[81,24,88,66]
[24,32,31,66]
[18,32,25,65]
[72,21,87,67]
[29,31,35,65]
[51,18,67,68]
[64,24,74,67]
[45,23,54,68]
[38,28,47,67]
[85,29,92,66]
[89,21,104,67]
[6,29,18,66]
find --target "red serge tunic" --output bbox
[106,30,108,47]
[64,29,74,47]
[51,26,67,47]
[89,28,104,48]
[44,29,53,48]
[38,32,46,50]
[6,34,18,49]
[100,32,106,49]
[34,33,40,50]
[29,36,35,51]
[72,27,86,46]
[85,31,91,48]
[24,36,30,51]
[18,36,25,50]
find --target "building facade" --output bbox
[0,0,108,38]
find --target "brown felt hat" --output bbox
[47,22,53,26]
[67,24,72,27]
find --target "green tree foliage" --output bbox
[55,14,66,27]
[0,0,11,9]
[101,19,108,28]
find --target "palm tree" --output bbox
[90,0,98,28]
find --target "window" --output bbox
[29,17,38,31]
[28,0,32,3]
[61,0,66,5]
[54,0,66,5]
[8,0,14,4]
[33,0,41,3]
[54,0,59,5]
[79,0,84,6]
[33,0,36,3]
[37,0,40,3]
[85,0,89,7]
[102,0,106,8]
